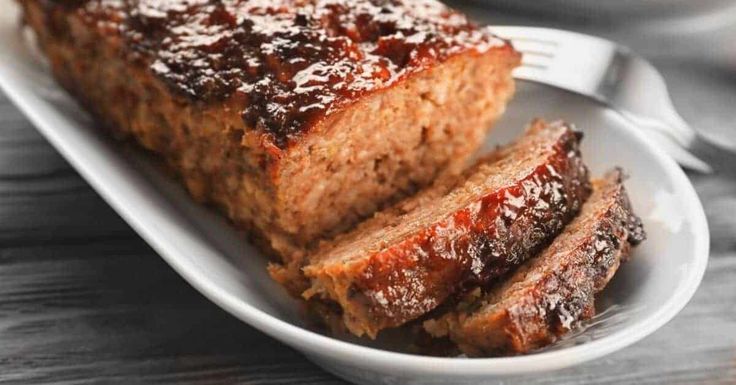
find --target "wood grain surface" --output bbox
[1,6,736,384]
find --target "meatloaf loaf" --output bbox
[424,169,646,356]
[302,120,592,338]
[18,0,520,259]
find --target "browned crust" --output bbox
[303,121,592,338]
[19,0,520,260]
[426,169,645,356]
[24,0,518,150]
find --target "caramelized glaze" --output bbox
[447,170,646,356]
[347,128,591,330]
[45,0,509,147]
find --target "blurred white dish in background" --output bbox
[470,0,736,22]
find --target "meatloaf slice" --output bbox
[424,169,646,356]
[302,120,592,338]
[18,0,520,260]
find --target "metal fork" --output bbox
[491,26,736,174]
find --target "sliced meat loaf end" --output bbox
[425,169,646,356]
[302,120,592,338]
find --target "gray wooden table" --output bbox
[1,5,735,385]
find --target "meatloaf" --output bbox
[424,169,646,356]
[302,120,592,338]
[18,0,520,260]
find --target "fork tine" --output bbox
[490,26,562,44]
[514,48,555,58]
[513,47,555,69]
[501,43,555,69]
[490,27,560,66]
[518,55,551,70]
[505,40,557,58]
[501,35,558,45]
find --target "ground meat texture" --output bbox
[424,169,645,356]
[303,121,592,338]
[19,0,520,261]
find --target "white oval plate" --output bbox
[0,3,708,384]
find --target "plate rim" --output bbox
[0,8,710,378]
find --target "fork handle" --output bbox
[627,85,736,175]
[629,111,736,175]
[686,132,736,176]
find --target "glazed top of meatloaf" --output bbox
[38,0,514,149]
